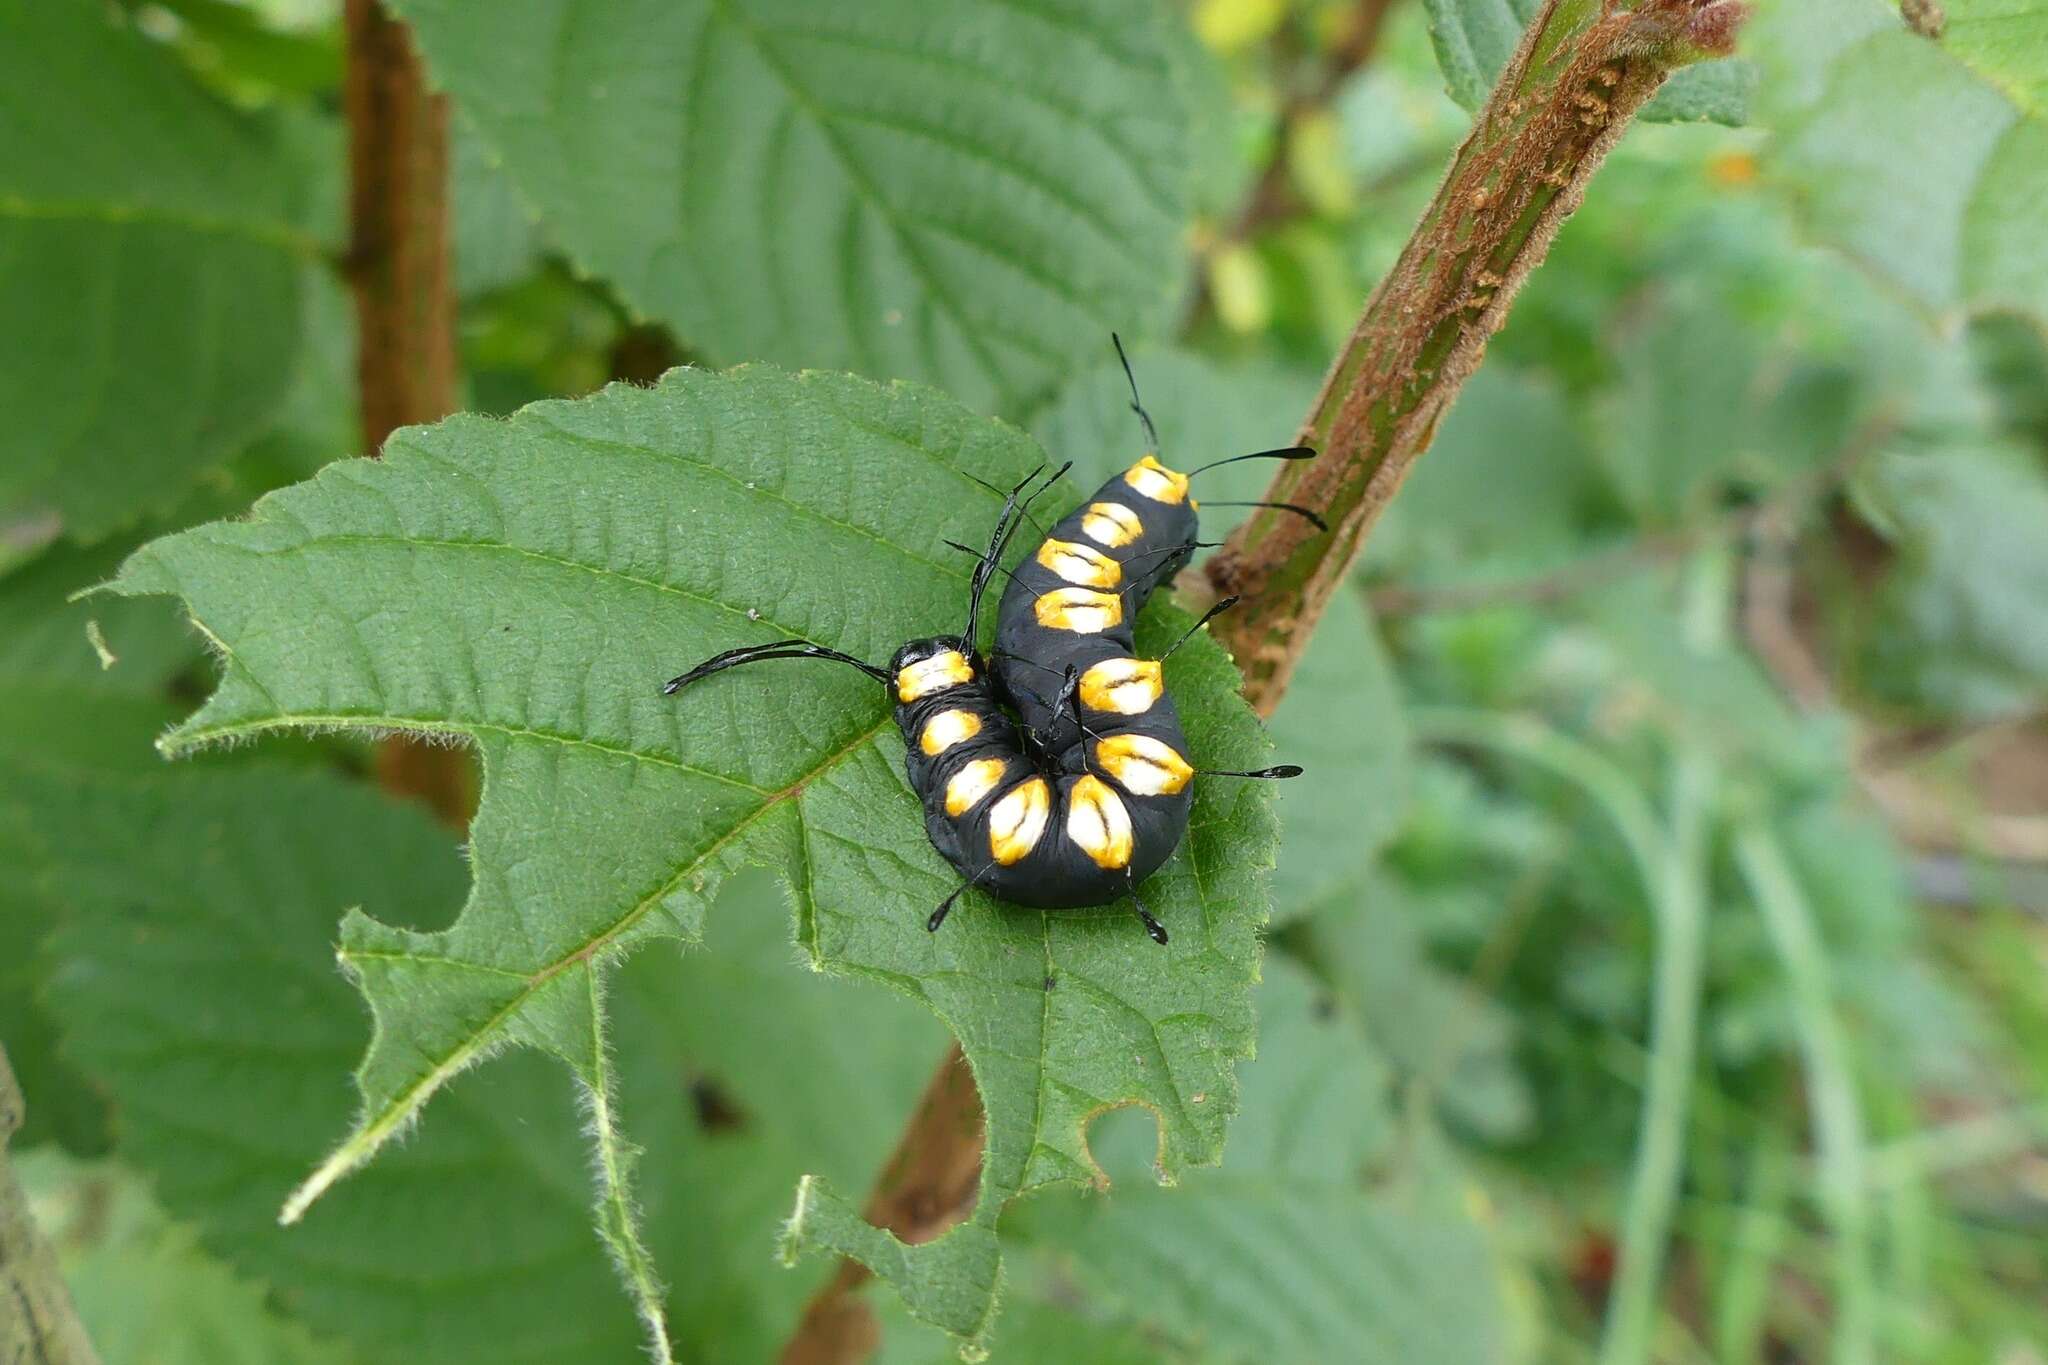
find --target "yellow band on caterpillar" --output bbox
[896,650,973,702]
[1079,501,1144,548]
[987,777,1051,864]
[944,758,1008,817]
[920,709,982,756]
[1078,657,1162,715]
[1122,454,1188,505]
[1094,733,1194,796]
[1035,538,1122,588]
[1065,775,1134,869]
[1034,586,1123,634]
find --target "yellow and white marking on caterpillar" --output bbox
[1034,586,1123,634]
[1094,733,1194,796]
[896,650,973,702]
[1036,538,1122,589]
[920,709,982,756]
[945,758,1009,817]
[987,777,1051,864]
[1077,657,1163,715]
[1122,454,1189,505]
[1079,501,1144,548]
[1065,775,1134,869]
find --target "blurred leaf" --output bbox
[1854,442,2048,719]
[1763,0,2048,328]
[1013,958,1511,1363]
[1595,281,1766,525]
[0,0,312,541]
[453,121,547,299]
[1304,874,1534,1142]
[1422,0,1754,125]
[1266,589,1411,922]
[19,1152,359,1365]
[388,0,1193,415]
[1375,364,1588,569]
[107,366,1280,1353]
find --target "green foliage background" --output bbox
[4,0,2047,1361]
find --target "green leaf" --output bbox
[0,0,313,541]
[30,758,951,1363]
[454,121,547,299]
[387,0,1194,414]
[17,1153,358,1365]
[1422,0,1755,125]
[1302,872,1533,1142]
[1852,442,2048,720]
[1264,589,1410,923]
[1762,0,2048,328]
[107,366,1279,1355]
[1010,958,1511,1362]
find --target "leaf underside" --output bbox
[108,364,1279,1353]
[1761,0,2048,329]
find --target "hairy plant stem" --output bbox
[344,0,472,825]
[0,1047,103,1365]
[1206,0,1747,713]
[782,4,1747,1360]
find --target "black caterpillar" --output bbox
[663,345,1320,944]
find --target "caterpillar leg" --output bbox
[1125,868,1169,946]
[927,863,994,933]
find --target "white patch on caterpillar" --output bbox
[945,757,1008,817]
[1095,733,1194,796]
[1035,538,1122,589]
[987,777,1050,865]
[1065,775,1134,869]
[1079,501,1144,548]
[896,650,973,702]
[1078,657,1162,715]
[1034,586,1123,634]
[1122,455,1189,505]
[920,709,982,756]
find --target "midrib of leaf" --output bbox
[279,712,891,1225]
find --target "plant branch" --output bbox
[1,1046,104,1365]
[344,0,472,825]
[1206,0,1750,714]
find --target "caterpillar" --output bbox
[663,343,1321,944]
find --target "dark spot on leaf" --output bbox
[1043,975,1058,991]
[687,1074,747,1134]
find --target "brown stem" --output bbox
[1,1047,104,1365]
[779,1044,982,1365]
[777,5,1749,1361]
[344,0,472,825]
[1206,0,1749,717]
